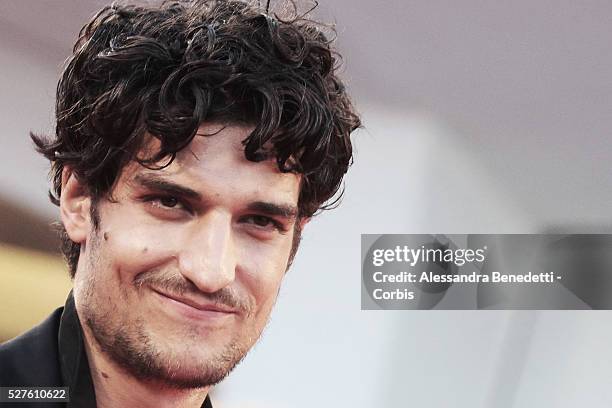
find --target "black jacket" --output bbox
[0,306,65,407]
[0,292,213,408]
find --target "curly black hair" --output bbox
[32,0,361,277]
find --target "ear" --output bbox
[59,167,92,245]
[298,216,311,231]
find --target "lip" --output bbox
[152,289,237,321]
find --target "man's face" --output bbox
[71,123,302,388]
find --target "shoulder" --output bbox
[0,307,64,387]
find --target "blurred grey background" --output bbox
[1,1,612,407]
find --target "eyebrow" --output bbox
[133,173,298,220]
[133,173,202,200]
[247,201,298,220]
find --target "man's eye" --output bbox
[144,195,189,212]
[242,215,286,232]
[158,196,179,208]
[250,215,273,227]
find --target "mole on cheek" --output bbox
[103,232,109,241]
[142,247,148,253]
[101,372,109,379]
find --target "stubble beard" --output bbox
[77,230,264,390]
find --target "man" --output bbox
[0,0,360,407]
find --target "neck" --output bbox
[80,324,210,408]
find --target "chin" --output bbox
[137,341,249,389]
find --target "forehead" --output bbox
[121,123,301,203]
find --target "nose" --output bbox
[177,210,236,293]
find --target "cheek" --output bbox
[237,239,289,313]
[94,207,179,280]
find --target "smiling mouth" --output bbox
[152,288,238,321]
